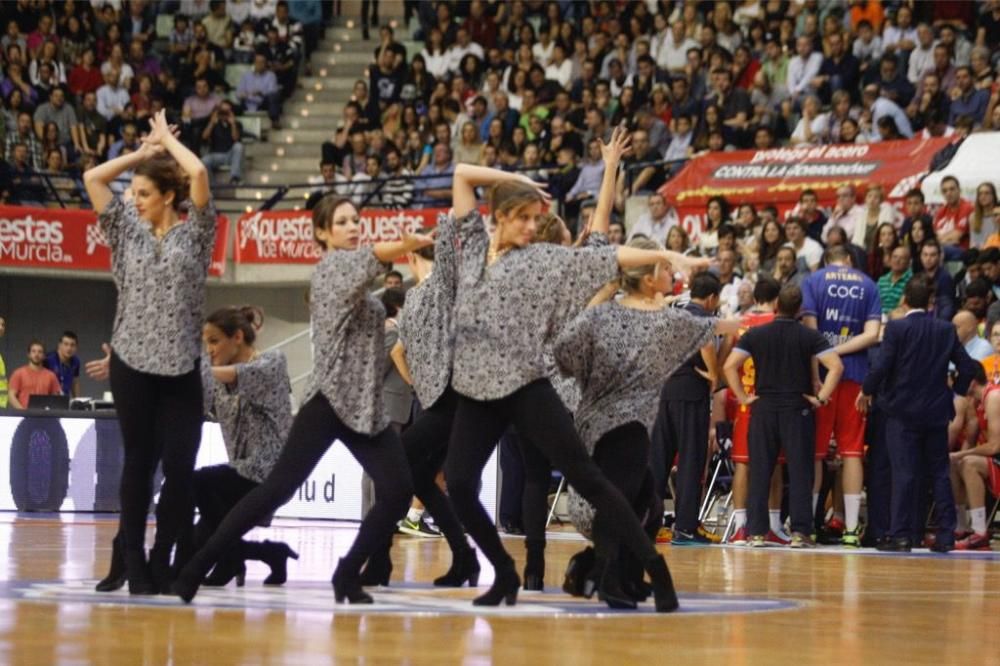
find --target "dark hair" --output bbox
[205,305,264,345]
[921,237,942,254]
[690,272,722,299]
[753,276,781,304]
[133,155,190,211]
[386,269,403,281]
[965,278,991,300]
[311,196,357,249]
[941,175,961,189]
[905,188,925,202]
[903,275,934,309]
[28,340,44,352]
[717,223,736,241]
[776,284,803,317]
[60,330,78,342]
[800,188,817,201]
[824,244,851,265]
[381,287,406,318]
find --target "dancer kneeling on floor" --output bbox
[173,196,433,604]
[557,254,739,609]
[442,160,708,611]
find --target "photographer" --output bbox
[201,100,244,185]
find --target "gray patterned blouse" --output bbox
[301,247,389,435]
[205,350,293,483]
[556,301,716,538]
[452,212,619,401]
[554,300,717,453]
[98,196,217,376]
[396,211,460,409]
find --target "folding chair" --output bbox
[700,421,736,540]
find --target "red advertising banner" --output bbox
[0,205,229,277]
[235,207,449,264]
[659,137,953,243]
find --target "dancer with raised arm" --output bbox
[556,254,739,608]
[173,196,433,604]
[84,109,215,595]
[442,156,707,611]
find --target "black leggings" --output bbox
[399,387,467,555]
[109,353,203,556]
[519,430,553,551]
[591,422,653,561]
[175,464,259,569]
[444,380,659,571]
[184,394,413,575]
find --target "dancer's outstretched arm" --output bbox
[452,164,549,219]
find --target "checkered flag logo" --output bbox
[85,223,108,255]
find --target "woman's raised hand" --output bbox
[141,110,180,154]
[600,124,632,166]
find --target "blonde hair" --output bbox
[535,212,568,244]
[621,237,662,293]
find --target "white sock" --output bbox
[733,509,747,528]
[406,507,424,523]
[956,504,970,532]
[970,506,987,535]
[844,494,861,532]
[768,510,783,534]
[812,493,819,516]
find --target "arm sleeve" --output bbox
[312,246,382,331]
[235,351,289,408]
[800,273,818,318]
[663,309,718,366]
[549,244,619,318]
[810,328,833,356]
[863,323,897,395]
[455,208,490,269]
[865,279,883,320]
[96,195,129,249]
[186,197,218,262]
[734,327,757,358]
[951,331,979,397]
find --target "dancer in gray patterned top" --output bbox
[181,306,299,588]
[554,239,738,608]
[84,109,216,595]
[358,212,482,590]
[174,196,433,605]
[442,154,708,611]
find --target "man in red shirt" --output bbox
[934,176,974,255]
[8,341,62,409]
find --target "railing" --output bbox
[14,157,692,213]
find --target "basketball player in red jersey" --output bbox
[725,277,789,545]
[949,365,999,550]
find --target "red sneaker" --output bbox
[765,530,791,546]
[825,517,846,533]
[655,527,673,544]
[728,526,748,545]
[955,533,991,551]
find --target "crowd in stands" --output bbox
[0,0,325,203]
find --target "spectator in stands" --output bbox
[921,238,956,321]
[868,222,900,279]
[68,48,103,100]
[972,183,1000,249]
[262,26,297,99]
[96,67,130,122]
[43,331,80,398]
[232,19,260,64]
[237,52,282,129]
[955,310,994,362]
[381,147,414,209]
[107,122,140,160]
[290,0,323,72]
[628,193,676,245]
[907,23,935,84]
[33,86,76,147]
[787,35,823,104]
[785,217,823,272]
[815,30,860,106]
[607,221,625,246]
[201,100,245,185]
[101,44,136,89]
[923,43,958,98]
[350,154,388,208]
[861,84,913,141]
[182,77,221,151]
[202,1,235,51]
[878,245,913,315]
[8,341,62,409]
[168,14,195,71]
[864,54,915,108]
[417,142,453,208]
[74,91,108,159]
[949,66,991,127]
[935,175,974,253]
[565,138,604,205]
[5,111,43,167]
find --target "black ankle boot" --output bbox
[562,547,595,597]
[149,544,174,595]
[125,550,157,596]
[433,547,480,587]
[596,559,637,610]
[203,554,247,588]
[646,555,679,613]
[472,562,519,606]
[332,558,373,604]
[358,544,392,587]
[95,533,127,592]
[174,553,213,603]
[259,541,299,586]
[522,539,545,591]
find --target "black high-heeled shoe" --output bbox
[175,552,215,603]
[646,555,679,613]
[261,541,299,586]
[95,533,126,592]
[203,559,247,588]
[433,547,480,587]
[472,564,519,606]
[358,546,392,587]
[125,551,157,596]
[149,544,175,595]
[596,560,638,610]
[332,558,373,604]
[562,547,595,597]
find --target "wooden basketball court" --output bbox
[0,514,997,664]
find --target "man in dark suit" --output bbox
[857,277,979,552]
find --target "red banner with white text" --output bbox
[659,137,954,243]
[234,207,448,264]
[0,205,229,276]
